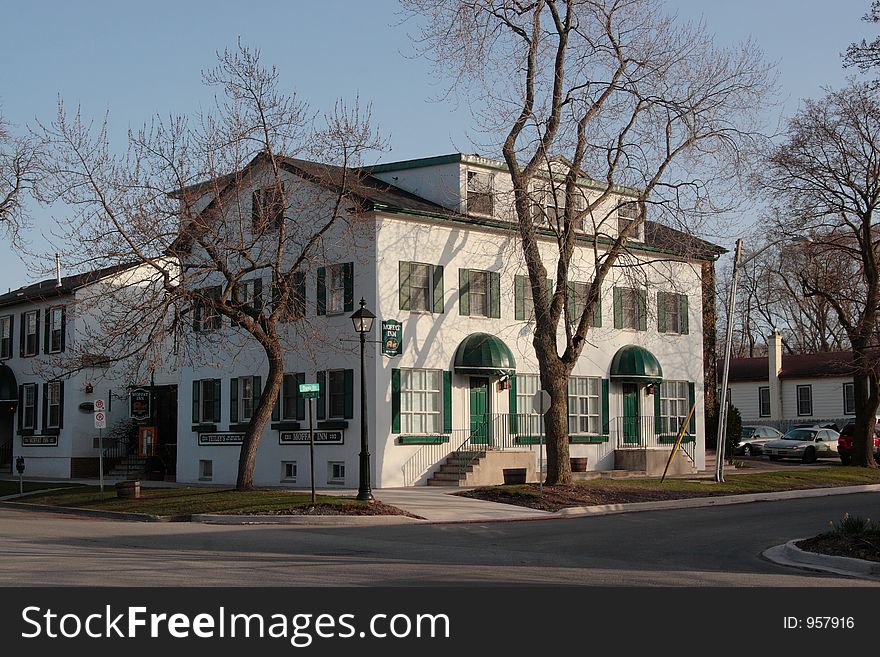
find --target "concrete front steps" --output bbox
[105,455,148,480]
[427,449,537,487]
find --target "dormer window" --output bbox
[467,170,494,216]
[617,201,643,241]
[252,185,285,232]
[537,182,585,229]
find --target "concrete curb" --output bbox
[191,514,424,526]
[0,501,186,523]
[763,540,880,581]
[0,486,85,501]
[552,483,880,518]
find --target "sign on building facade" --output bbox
[381,320,402,357]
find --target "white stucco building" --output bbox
[174,153,722,488]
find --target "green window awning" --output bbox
[0,363,17,402]
[453,333,516,376]
[610,345,663,384]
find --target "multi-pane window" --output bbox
[617,201,643,241]
[252,185,285,231]
[23,310,38,356]
[328,461,345,485]
[515,275,552,322]
[328,370,347,419]
[797,385,813,416]
[48,307,64,353]
[192,379,221,424]
[46,381,62,428]
[199,460,213,481]
[400,262,443,314]
[658,292,688,334]
[843,382,855,415]
[469,270,488,317]
[759,386,771,417]
[282,374,300,421]
[567,377,601,435]
[615,287,646,331]
[193,287,221,332]
[660,380,690,435]
[410,263,431,312]
[536,182,585,227]
[239,376,254,421]
[21,383,36,430]
[467,170,494,215]
[400,369,442,434]
[328,264,346,314]
[0,315,11,359]
[568,282,602,327]
[281,461,297,482]
[516,374,544,435]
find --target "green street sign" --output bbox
[299,382,320,398]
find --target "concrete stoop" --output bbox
[614,448,696,477]
[427,450,537,487]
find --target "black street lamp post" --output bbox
[350,298,375,501]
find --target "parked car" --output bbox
[736,425,784,456]
[763,427,840,463]
[836,422,880,465]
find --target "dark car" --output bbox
[836,422,880,465]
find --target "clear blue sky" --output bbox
[0,0,869,290]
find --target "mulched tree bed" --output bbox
[796,534,880,563]
[241,500,422,518]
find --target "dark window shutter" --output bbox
[272,378,281,422]
[638,290,648,331]
[432,265,444,313]
[17,385,23,431]
[253,279,263,312]
[391,369,401,434]
[613,288,623,329]
[43,311,50,354]
[34,309,40,354]
[509,374,518,434]
[680,294,689,334]
[593,287,602,327]
[253,376,262,415]
[293,271,306,317]
[41,382,47,431]
[399,261,411,311]
[58,381,64,429]
[688,382,696,434]
[6,314,13,358]
[654,382,663,434]
[316,371,326,420]
[296,372,305,420]
[192,301,202,332]
[19,313,25,357]
[229,377,239,424]
[515,275,525,320]
[443,370,452,433]
[343,262,354,312]
[192,380,200,423]
[601,379,610,435]
[657,291,666,333]
[252,190,261,226]
[60,307,66,352]
[489,271,501,318]
[343,369,354,419]
[458,269,470,316]
[316,267,326,315]
[213,379,222,423]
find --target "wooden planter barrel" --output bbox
[115,480,141,499]
[570,457,589,472]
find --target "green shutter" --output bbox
[613,287,623,329]
[60,307,66,351]
[443,370,452,433]
[272,378,281,421]
[192,380,200,423]
[601,379,609,435]
[657,292,666,333]
[688,382,696,434]
[316,371,326,420]
[638,289,647,331]
[343,369,354,419]
[43,311,50,354]
[432,264,444,313]
[654,382,662,434]
[680,294,689,335]
[515,275,525,320]
[213,379,222,422]
[58,381,64,429]
[459,268,470,316]
[296,372,306,420]
[489,271,501,318]
[509,374,518,434]
[343,262,354,312]
[391,369,401,434]
[41,382,47,430]
[316,267,326,315]
[593,287,602,327]
[229,377,239,424]
[253,376,262,414]
[399,261,411,311]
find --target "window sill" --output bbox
[397,435,449,445]
[272,421,302,431]
[569,435,609,444]
[192,424,218,433]
[17,429,35,437]
[657,434,695,444]
[229,423,252,432]
[318,420,348,429]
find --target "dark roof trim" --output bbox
[0,262,140,309]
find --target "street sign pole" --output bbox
[531,390,551,496]
[98,427,104,500]
[309,397,316,506]
[94,399,107,499]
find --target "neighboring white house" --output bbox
[726,331,855,430]
[174,152,723,488]
[0,263,178,478]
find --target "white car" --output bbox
[763,427,839,463]
[736,425,784,456]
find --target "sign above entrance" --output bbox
[129,388,151,420]
[381,320,402,357]
[280,430,343,445]
[198,433,244,446]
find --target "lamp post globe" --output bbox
[351,298,375,501]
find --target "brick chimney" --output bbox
[768,330,783,420]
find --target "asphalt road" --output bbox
[1,492,879,587]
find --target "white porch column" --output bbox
[768,330,783,421]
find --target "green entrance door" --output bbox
[622,383,640,444]
[469,377,490,445]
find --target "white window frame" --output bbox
[408,262,433,313]
[660,380,690,435]
[467,170,494,216]
[567,376,601,435]
[281,461,297,482]
[199,460,213,481]
[47,381,61,428]
[239,375,255,422]
[843,382,855,415]
[661,292,681,334]
[538,181,585,228]
[620,287,642,331]
[194,288,221,333]
[327,264,346,315]
[23,310,38,356]
[400,368,443,435]
[516,374,544,436]
[758,387,771,417]
[252,185,285,232]
[198,379,219,424]
[22,383,37,430]
[469,270,490,318]
[617,201,643,241]
[0,315,11,359]
[796,385,813,417]
[328,369,347,419]
[327,461,345,485]
[48,306,64,353]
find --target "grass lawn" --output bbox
[459,467,880,511]
[0,481,80,497]
[12,486,413,517]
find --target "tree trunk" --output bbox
[536,339,572,486]
[236,342,285,490]
[701,261,718,447]
[851,352,879,468]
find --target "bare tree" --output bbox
[845,1,880,78]
[39,43,384,489]
[762,82,880,468]
[0,110,41,246]
[402,0,771,484]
